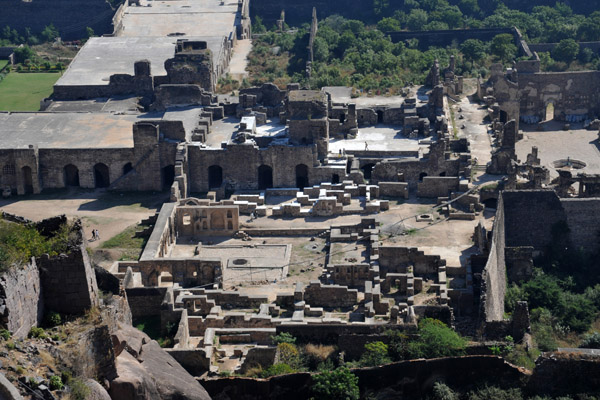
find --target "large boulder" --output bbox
[109,325,211,400]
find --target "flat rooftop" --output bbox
[0,112,139,149]
[55,36,226,87]
[0,109,200,149]
[120,0,239,37]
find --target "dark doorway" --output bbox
[123,162,133,175]
[332,174,340,184]
[377,110,384,124]
[162,165,175,190]
[339,114,346,124]
[21,166,33,194]
[295,164,309,189]
[208,165,223,189]
[439,171,446,177]
[258,165,273,190]
[361,163,375,180]
[64,164,80,187]
[499,110,508,123]
[419,172,428,182]
[94,163,110,188]
[483,198,498,209]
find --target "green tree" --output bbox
[460,39,486,62]
[13,46,35,64]
[458,0,480,17]
[552,38,579,63]
[377,17,401,32]
[490,33,517,62]
[406,9,428,31]
[253,16,266,34]
[85,27,95,39]
[311,366,359,400]
[359,341,391,367]
[409,319,467,359]
[41,24,59,42]
[312,37,329,62]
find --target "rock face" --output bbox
[109,325,211,400]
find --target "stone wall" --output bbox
[201,355,524,400]
[561,198,600,253]
[38,241,99,315]
[519,70,600,120]
[301,281,358,308]
[417,176,460,198]
[187,143,320,192]
[0,261,43,339]
[480,193,506,323]
[502,190,566,250]
[126,287,168,318]
[379,246,446,276]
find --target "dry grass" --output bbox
[304,344,335,362]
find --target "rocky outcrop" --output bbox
[0,262,44,339]
[109,325,211,400]
[85,379,112,400]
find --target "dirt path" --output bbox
[0,189,167,248]
[227,39,252,81]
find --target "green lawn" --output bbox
[0,60,8,71]
[0,72,60,111]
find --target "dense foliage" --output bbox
[0,218,74,271]
[243,1,600,93]
[505,221,600,351]
[311,366,359,400]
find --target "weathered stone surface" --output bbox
[109,325,211,400]
[85,379,112,400]
[0,262,43,339]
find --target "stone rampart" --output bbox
[0,261,43,339]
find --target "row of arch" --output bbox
[63,163,175,190]
[207,164,311,190]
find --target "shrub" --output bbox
[277,342,300,367]
[303,344,336,370]
[0,329,11,340]
[44,311,62,327]
[28,377,39,389]
[271,332,296,345]
[431,382,459,400]
[260,363,295,378]
[68,378,90,400]
[29,327,47,339]
[467,386,523,400]
[311,366,359,400]
[580,332,600,349]
[409,319,466,359]
[49,375,63,390]
[359,341,391,367]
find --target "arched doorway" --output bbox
[361,163,375,180]
[544,101,555,122]
[94,163,110,188]
[419,172,428,182]
[332,174,340,184]
[258,165,273,190]
[21,166,33,194]
[208,165,223,189]
[295,164,309,189]
[64,164,80,187]
[123,162,133,175]
[162,165,175,190]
